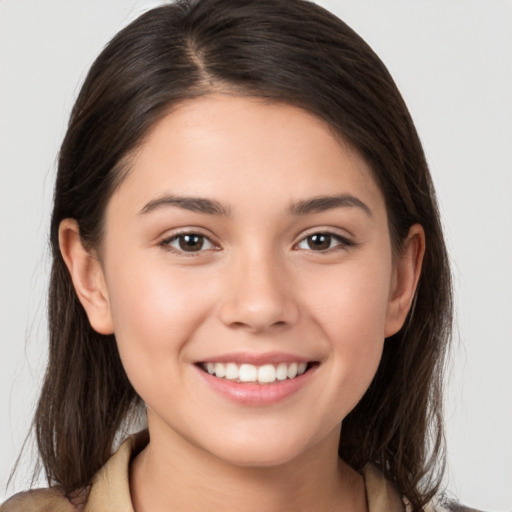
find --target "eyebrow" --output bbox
[289,194,372,216]
[139,195,230,216]
[138,193,371,218]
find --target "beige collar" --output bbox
[85,431,404,512]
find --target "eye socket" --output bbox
[161,233,217,253]
[161,231,350,254]
[296,232,351,252]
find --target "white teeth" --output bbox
[287,362,298,379]
[214,363,226,378]
[276,363,288,381]
[225,363,239,380]
[239,364,257,382]
[257,364,276,383]
[203,361,309,384]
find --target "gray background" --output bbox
[1,1,511,510]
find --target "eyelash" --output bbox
[159,230,353,255]
[159,232,218,255]
[294,232,353,252]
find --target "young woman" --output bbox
[2,0,471,510]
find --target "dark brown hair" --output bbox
[36,1,452,510]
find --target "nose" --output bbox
[218,251,299,333]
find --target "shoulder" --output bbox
[362,465,484,512]
[0,431,146,512]
[0,486,90,512]
[410,495,484,512]
[429,499,484,512]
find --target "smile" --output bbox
[199,362,309,384]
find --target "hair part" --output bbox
[35,1,452,510]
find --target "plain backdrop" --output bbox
[1,1,511,510]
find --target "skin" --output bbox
[60,94,424,512]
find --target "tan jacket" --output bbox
[0,433,478,512]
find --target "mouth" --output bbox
[197,361,316,384]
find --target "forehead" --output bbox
[109,94,386,218]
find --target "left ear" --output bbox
[385,224,425,337]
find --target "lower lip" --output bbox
[195,365,316,405]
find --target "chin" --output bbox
[198,426,328,469]
[211,443,305,469]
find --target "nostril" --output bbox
[230,321,248,329]
[224,318,290,332]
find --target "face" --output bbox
[84,95,413,467]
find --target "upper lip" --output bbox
[195,351,315,366]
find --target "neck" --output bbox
[130,420,367,512]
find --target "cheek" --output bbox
[103,258,216,392]
[302,254,392,406]
[306,251,393,336]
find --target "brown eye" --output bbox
[163,233,216,253]
[178,234,204,251]
[296,232,352,252]
[306,233,332,251]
